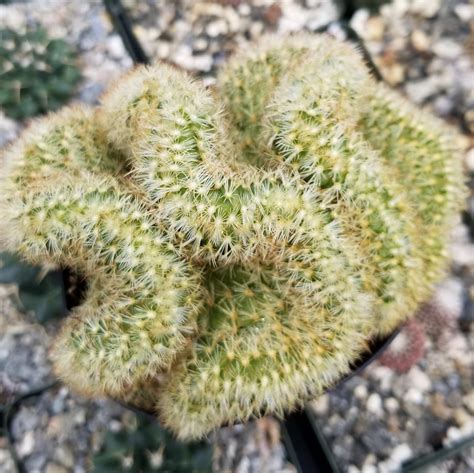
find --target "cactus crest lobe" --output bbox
[0,34,465,439]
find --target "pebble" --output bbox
[432,39,464,59]
[366,393,383,416]
[106,35,127,59]
[354,384,368,401]
[312,394,329,415]
[405,76,441,103]
[410,0,441,18]
[411,29,430,52]
[383,443,412,471]
[54,445,74,469]
[404,388,423,405]
[463,392,474,414]
[466,149,474,173]
[384,397,399,414]
[407,366,431,393]
[453,408,471,428]
[17,430,35,457]
[45,463,69,473]
[430,393,452,420]
[454,4,474,23]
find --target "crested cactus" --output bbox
[0,33,465,439]
[0,25,81,120]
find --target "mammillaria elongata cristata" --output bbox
[0,34,465,439]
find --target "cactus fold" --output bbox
[0,33,465,439]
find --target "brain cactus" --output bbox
[0,34,465,439]
[0,25,81,120]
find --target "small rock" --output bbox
[384,397,399,413]
[446,390,463,408]
[354,384,368,401]
[454,4,474,23]
[106,35,126,59]
[366,17,384,41]
[404,388,423,405]
[312,394,329,415]
[411,30,430,52]
[466,148,474,172]
[433,95,453,116]
[17,431,35,458]
[410,0,441,18]
[446,426,463,443]
[264,4,282,26]
[453,408,471,428]
[407,366,432,393]
[366,393,383,416]
[383,63,405,86]
[430,393,452,420]
[206,19,228,38]
[405,77,441,104]
[54,445,74,469]
[387,444,413,469]
[46,463,68,473]
[347,466,360,473]
[463,392,474,414]
[387,415,400,433]
[432,39,464,60]
[193,37,208,52]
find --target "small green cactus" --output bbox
[0,25,81,120]
[0,33,465,440]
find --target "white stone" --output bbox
[206,19,228,38]
[367,393,383,416]
[454,4,474,22]
[446,426,463,444]
[407,366,432,393]
[107,35,126,59]
[312,394,330,415]
[410,0,441,18]
[405,77,441,104]
[450,242,474,267]
[390,444,413,467]
[362,465,377,473]
[435,278,464,319]
[350,9,370,38]
[384,397,400,413]
[404,388,423,405]
[354,384,368,400]
[432,39,464,59]
[347,466,361,473]
[411,30,430,52]
[466,148,474,172]
[17,430,35,457]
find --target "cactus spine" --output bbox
[0,34,465,439]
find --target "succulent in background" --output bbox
[0,251,67,323]
[92,412,212,473]
[0,33,465,440]
[0,25,81,120]
[379,319,426,373]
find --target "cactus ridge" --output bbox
[0,108,202,395]
[0,34,465,439]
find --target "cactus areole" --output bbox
[0,34,465,440]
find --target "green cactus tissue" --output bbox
[0,34,465,440]
[0,25,81,120]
